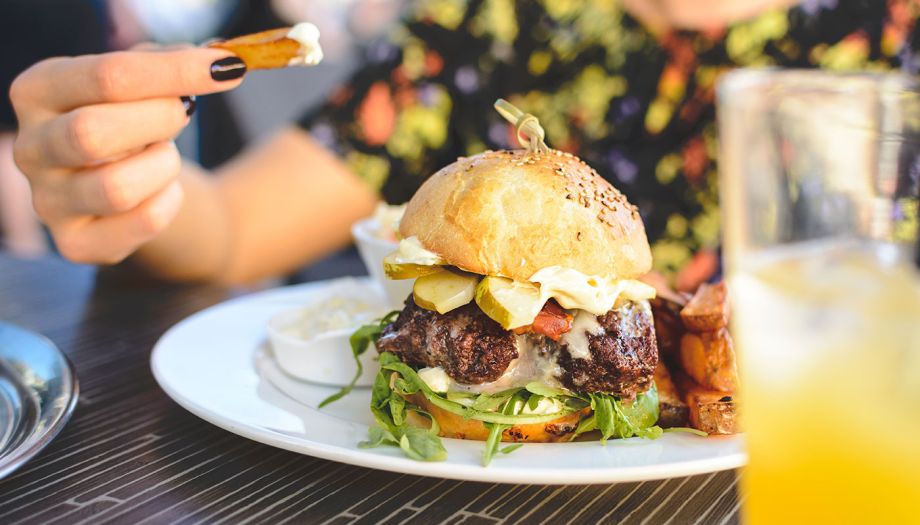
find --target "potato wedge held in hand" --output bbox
[680,282,729,332]
[209,23,323,70]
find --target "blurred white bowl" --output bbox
[351,217,414,307]
[267,308,378,387]
[266,278,387,387]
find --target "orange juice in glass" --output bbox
[718,70,920,524]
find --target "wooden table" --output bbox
[0,252,742,524]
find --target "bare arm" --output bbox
[132,127,376,284]
[11,48,376,285]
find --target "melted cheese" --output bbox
[417,336,563,395]
[521,397,565,415]
[418,367,451,393]
[560,310,605,360]
[530,266,656,315]
[388,236,444,266]
[388,239,657,327]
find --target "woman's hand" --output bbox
[10,48,246,263]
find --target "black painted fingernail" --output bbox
[180,95,197,116]
[210,57,246,81]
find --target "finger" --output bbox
[65,141,181,216]
[37,97,187,168]
[131,42,162,52]
[131,42,195,52]
[53,180,184,264]
[19,47,245,112]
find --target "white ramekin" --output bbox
[267,307,380,387]
[351,217,414,308]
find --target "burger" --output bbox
[354,147,662,465]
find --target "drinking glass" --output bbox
[717,69,920,524]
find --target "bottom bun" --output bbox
[404,393,590,443]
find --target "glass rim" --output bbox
[717,68,920,103]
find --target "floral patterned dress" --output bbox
[299,0,919,289]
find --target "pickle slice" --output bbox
[475,276,545,329]
[413,269,479,314]
[383,255,441,280]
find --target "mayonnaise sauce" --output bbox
[286,23,324,66]
[417,336,564,395]
[388,236,444,266]
[530,266,656,315]
[387,240,657,326]
[560,310,604,360]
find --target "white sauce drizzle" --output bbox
[417,336,563,395]
[560,310,604,360]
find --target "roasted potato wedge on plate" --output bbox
[679,328,738,392]
[673,371,739,435]
[654,361,689,428]
[680,282,729,332]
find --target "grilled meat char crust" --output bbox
[376,297,518,384]
[556,301,658,399]
[376,296,658,397]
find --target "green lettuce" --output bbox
[343,319,667,466]
[319,311,399,408]
[574,386,663,442]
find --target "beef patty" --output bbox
[555,301,658,398]
[376,295,658,397]
[376,296,518,384]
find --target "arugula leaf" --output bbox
[423,390,572,425]
[359,426,399,448]
[472,388,521,411]
[394,377,419,395]
[481,391,527,466]
[611,384,661,439]
[525,382,566,398]
[362,353,662,465]
[319,311,399,408]
[482,422,506,467]
[575,385,663,443]
[370,370,391,409]
[663,427,708,437]
[593,394,617,443]
[617,384,660,432]
[389,393,406,426]
[446,391,477,406]
[378,351,402,367]
[574,414,597,435]
[635,425,664,440]
[361,355,448,462]
[526,393,543,412]
[399,426,447,462]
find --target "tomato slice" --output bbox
[514,300,573,341]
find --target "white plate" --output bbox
[151,278,745,484]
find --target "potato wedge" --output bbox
[210,26,322,69]
[673,371,739,435]
[680,282,729,332]
[654,361,688,428]
[679,328,738,392]
[650,296,685,365]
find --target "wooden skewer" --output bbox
[494,99,549,152]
